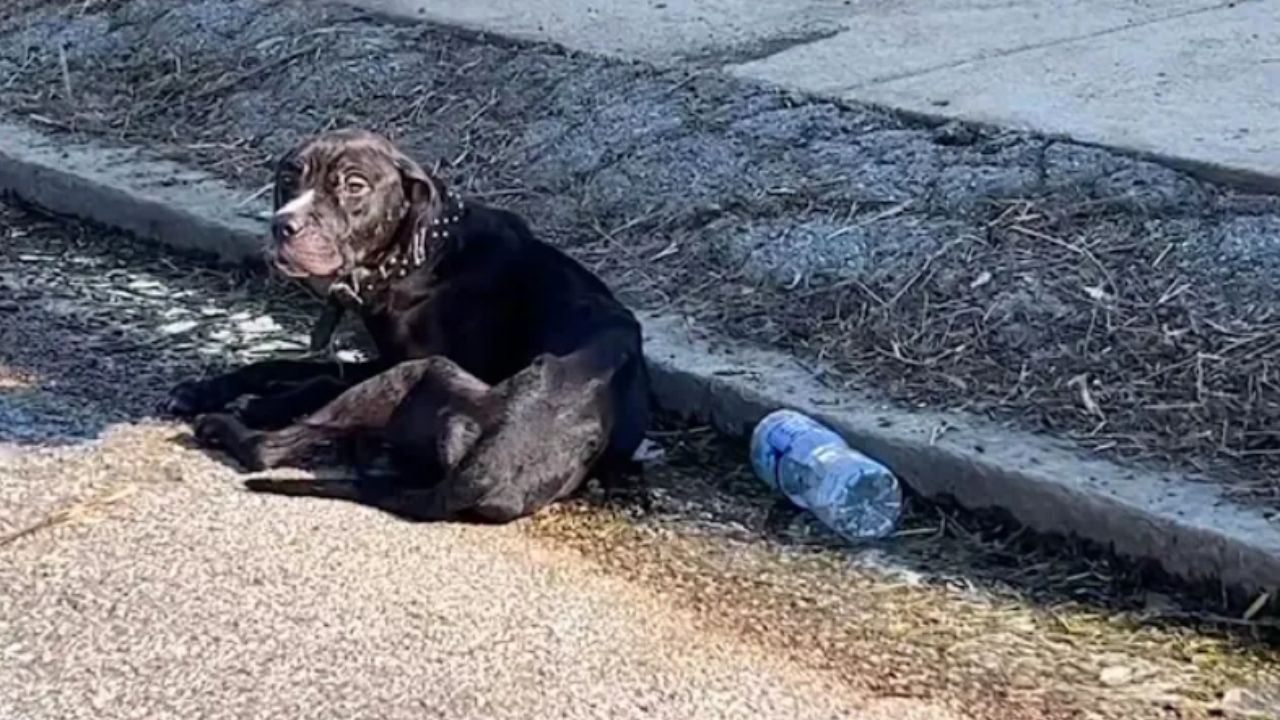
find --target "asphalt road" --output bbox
[4,428,950,720]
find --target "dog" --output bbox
[167,128,650,521]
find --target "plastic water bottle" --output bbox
[750,410,903,540]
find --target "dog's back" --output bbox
[424,206,651,467]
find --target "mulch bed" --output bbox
[1,0,1279,513]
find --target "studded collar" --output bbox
[327,189,467,307]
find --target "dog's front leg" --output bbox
[193,413,337,472]
[165,359,385,418]
[237,375,353,429]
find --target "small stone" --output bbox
[1099,666,1133,686]
[236,316,282,334]
[1221,685,1280,719]
[158,319,199,335]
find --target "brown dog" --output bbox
[167,129,650,521]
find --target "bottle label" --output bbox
[762,413,822,500]
[765,414,811,452]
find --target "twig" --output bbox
[887,238,967,308]
[1009,224,1116,293]
[58,45,73,102]
[235,182,274,208]
[0,486,137,549]
[134,42,322,121]
[825,200,913,241]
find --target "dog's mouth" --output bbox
[268,236,344,279]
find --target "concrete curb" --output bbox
[4,120,1279,597]
[0,123,264,264]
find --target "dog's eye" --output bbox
[276,169,302,193]
[343,176,370,196]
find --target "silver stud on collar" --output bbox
[336,189,467,301]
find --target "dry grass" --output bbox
[575,196,1280,505]
[0,0,120,24]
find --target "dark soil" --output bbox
[3,0,1280,509]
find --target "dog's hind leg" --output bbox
[549,322,654,512]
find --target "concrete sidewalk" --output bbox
[355,0,1280,189]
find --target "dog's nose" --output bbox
[271,214,301,242]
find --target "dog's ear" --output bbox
[390,147,443,213]
[436,409,483,469]
[389,147,450,262]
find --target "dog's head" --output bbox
[267,129,448,281]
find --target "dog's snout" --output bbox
[271,214,302,242]
[271,188,315,243]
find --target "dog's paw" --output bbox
[194,413,265,472]
[192,413,234,447]
[164,380,219,418]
